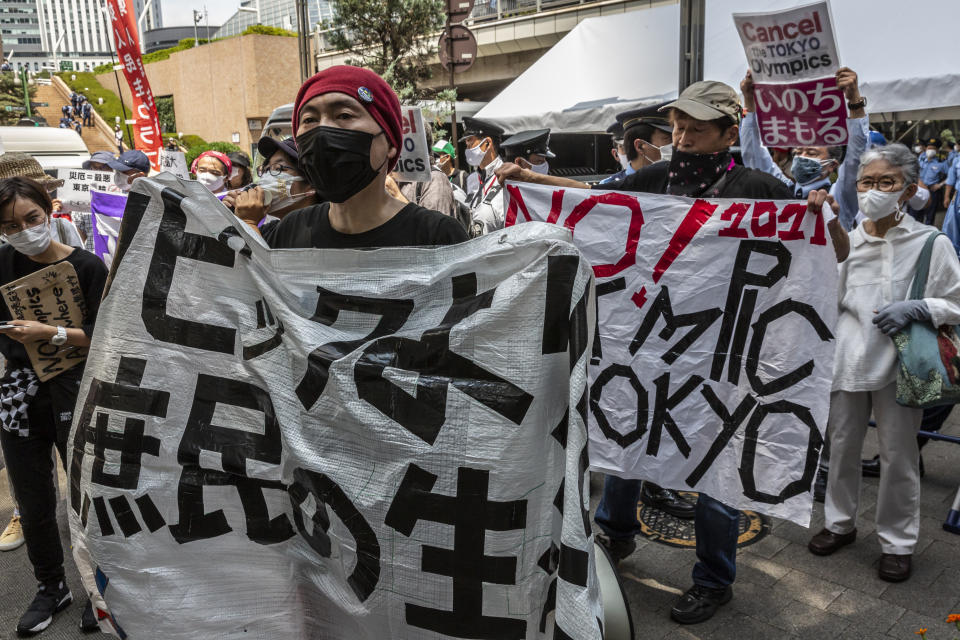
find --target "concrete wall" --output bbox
[96,34,302,154]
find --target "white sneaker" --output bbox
[0,515,24,551]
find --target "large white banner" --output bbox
[69,174,602,639]
[505,182,838,526]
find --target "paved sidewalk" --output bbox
[601,416,960,640]
[0,418,956,639]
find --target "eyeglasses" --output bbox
[257,163,296,177]
[0,214,46,236]
[856,178,903,192]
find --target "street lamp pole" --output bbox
[136,0,154,54]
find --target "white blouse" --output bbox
[833,214,960,392]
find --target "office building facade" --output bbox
[216,0,332,39]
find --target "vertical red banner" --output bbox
[106,0,162,171]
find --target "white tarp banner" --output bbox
[68,174,602,639]
[504,182,838,526]
[395,106,431,182]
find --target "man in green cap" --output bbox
[432,138,469,196]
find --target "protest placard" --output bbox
[395,106,431,182]
[733,1,848,147]
[69,174,602,639]
[159,149,189,179]
[1,261,89,381]
[56,169,120,213]
[505,182,838,526]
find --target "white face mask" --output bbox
[114,171,132,192]
[529,160,549,175]
[257,173,312,213]
[913,145,923,154]
[464,140,486,167]
[657,143,673,162]
[857,188,906,221]
[196,171,225,193]
[617,152,629,170]
[925,149,937,159]
[5,221,52,256]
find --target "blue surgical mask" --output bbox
[791,155,826,185]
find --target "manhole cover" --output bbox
[636,491,769,549]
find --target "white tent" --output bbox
[476,0,960,133]
[473,3,680,134]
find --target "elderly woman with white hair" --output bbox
[808,143,960,582]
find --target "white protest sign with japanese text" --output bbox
[69,174,602,639]
[733,1,848,147]
[395,106,431,182]
[158,149,189,179]
[56,169,121,213]
[505,182,838,526]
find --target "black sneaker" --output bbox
[80,599,99,633]
[17,581,72,636]
[670,584,732,624]
[595,532,636,563]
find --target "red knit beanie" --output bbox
[292,65,403,171]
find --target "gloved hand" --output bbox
[873,300,931,336]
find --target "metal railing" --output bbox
[469,0,586,22]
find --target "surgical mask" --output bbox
[913,145,923,154]
[5,221,51,256]
[464,140,486,167]
[925,149,936,159]
[529,160,549,175]
[791,155,828,185]
[617,152,629,170]
[857,188,906,221]
[196,171,225,193]
[113,171,132,192]
[257,173,313,213]
[657,143,673,162]
[297,125,386,203]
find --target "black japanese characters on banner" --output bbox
[70,175,601,640]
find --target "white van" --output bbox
[0,126,90,171]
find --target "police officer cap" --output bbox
[501,128,556,159]
[926,137,941,148]
[606,121,624,142]
[458,117,505,143]
[617,102,673,134]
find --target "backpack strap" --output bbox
[910,230,943,300]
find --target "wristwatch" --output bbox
[51,325,67,346]
[847,96,867,110]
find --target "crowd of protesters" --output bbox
[0,61,957,637]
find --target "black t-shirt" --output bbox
[0,245,108,371]
[598,161,795,200]
[267,202,468,249]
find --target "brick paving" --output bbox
[0,417,956,639]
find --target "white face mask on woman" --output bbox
[5,221,51,256]
[113,171,133,192]
[257,173,313,213]
[196,172,225,193]
[857,188,906,221]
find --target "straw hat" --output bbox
[0,152,64,190]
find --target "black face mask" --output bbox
[296,126,386,203]
[666,148,733,197]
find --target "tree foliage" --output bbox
[242,25,296,37]
[0,72,34,125]
[328,0,446,102]
[155,95,175,133]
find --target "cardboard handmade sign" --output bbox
[505,182,838,526]
[158,149,189,179]
[395,106,432,182]
[733,1,848,147]
[69,174,602,639]
[1,261,89,381]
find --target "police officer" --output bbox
[601,121,629,184]
[459,116,507,237]
[501,128,555,176]
[913,137,950,224]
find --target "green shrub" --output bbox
[185,142,243,171]
[242,25,297,37]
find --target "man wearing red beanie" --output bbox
[263,65,467,249]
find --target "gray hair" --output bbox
[857,142,919,184]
